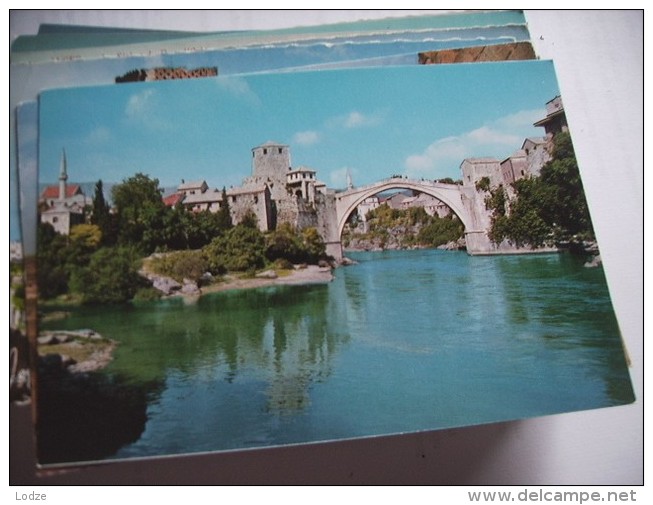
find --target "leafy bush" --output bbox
[475,176,491,192]
[487,132,593,247]
[70,246,146,304]
[133,287,163,302]
[417,215,464,247]
[272,258,294,270]
[149,250,208,283]
[265,224,326,264]
[204,223,266,273]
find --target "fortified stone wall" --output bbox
[274,195,301,228]
[229,187,273,231]
[525,140,553,177]
[461,158,503,189]
[296,199,319,230]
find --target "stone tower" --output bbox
[251,141,291,182]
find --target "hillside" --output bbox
[342,204,465,252]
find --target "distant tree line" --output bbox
[38,173,328,305]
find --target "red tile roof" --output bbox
[162,192,184,207]
[40,184,82,200]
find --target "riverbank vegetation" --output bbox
[343,203,464,251]
[485,132,594,249]
[38,175,329,305]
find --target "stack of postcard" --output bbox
[9,10,638,477]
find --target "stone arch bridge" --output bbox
[324,177,491,259]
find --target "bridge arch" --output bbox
[334,178,472,241]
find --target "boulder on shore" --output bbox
[152,276,182,295]
[180,280,201,295]
[584,255,602,268]
[256,269,278,279]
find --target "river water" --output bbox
[39,249,634,464]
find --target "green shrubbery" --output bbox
[487,132,594,248]
[38,172,329,304]
[204,222,267,274]
[416,215,464,247]
[69,246,146,304]
[347,202,464,249]
[149,250,209,283]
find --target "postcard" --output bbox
[11,10,529,64]
[32,61,634,466]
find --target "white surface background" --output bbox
[7,9,644,487]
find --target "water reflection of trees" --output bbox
[37,355,160,465]
[77,283,352,415]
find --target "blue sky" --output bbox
[37,60,559,195]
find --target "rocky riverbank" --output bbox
[142,262,335,299]
[201,264,335,295]
[38,329,117,373]
[345,236,466,253]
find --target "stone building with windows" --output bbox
[163,141,331,235]
[533,95,567,136]
[39,150,89,235]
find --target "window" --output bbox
[263,148,267,155]
[278,148,283,154]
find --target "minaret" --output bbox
[58,149,68,201]
[346,168,354,190]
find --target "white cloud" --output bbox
[124,88,175,131]
[125,89,154,119]
[494,108,545,129]
[293,130,320,146]
[404,109,545,180]
[467,126,520,146]
[327,110,382,130]
[85,126,112,145]
[345,111,366,128]
[215,76,261,106]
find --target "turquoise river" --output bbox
[38,249,634,465]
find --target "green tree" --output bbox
[90,179,114,244]
[70,246,146,304]
[112,173,166,251]
[266,223,303,263]
[239,209,258,229]
[37,222,70,299]
[487,132,594,248]
[69,223,102,250]
[417,215,464,247]
[66,224,104,277]
[203,223,266,273]
[149,250,208,284]
[216,187,233,230]
[475,176,491,192]
[301,227,327,263]
[538,132,593,240]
